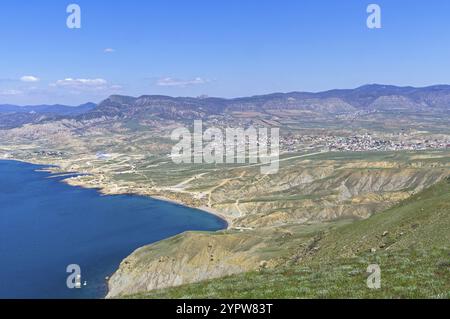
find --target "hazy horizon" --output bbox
[2,0,450,105]
[4,82,450,107]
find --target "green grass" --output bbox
[127,177,450,299]
[129,248,449,299]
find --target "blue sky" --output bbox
[1,0,450,105]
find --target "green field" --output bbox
[128,177,450,299]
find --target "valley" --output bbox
[0,84,449,298]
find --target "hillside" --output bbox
[118,177,450,299]
[0,103,96,129]
[81,84,450,122]
[1,84,449,299]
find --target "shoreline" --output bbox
[1,159,232,228]
[0,158,231,299]
[150,195,233,230]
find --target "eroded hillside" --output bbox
[118,178,450,299]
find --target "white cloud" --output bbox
[52,78,108,90]
[20,75,40,82]
[0,89,22,96]
[156,77,209,87]
[104,48,115,53]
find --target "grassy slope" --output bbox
[129,177,450,299]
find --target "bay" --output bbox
[0,160,226,299]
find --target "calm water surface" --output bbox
[0,160,226,298]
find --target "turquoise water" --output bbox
[0,160,226,299]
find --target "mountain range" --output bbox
[84,84,450,121]
[2,84,450,128]
[0,102,96,115]
[0,103,96,129]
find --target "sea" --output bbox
[0,160,226,298]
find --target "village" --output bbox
[280,133,450,153]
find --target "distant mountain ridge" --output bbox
[0,102,96,115]
[2,84,450,128]
[0,103,96,129]
[83,84,450,121]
